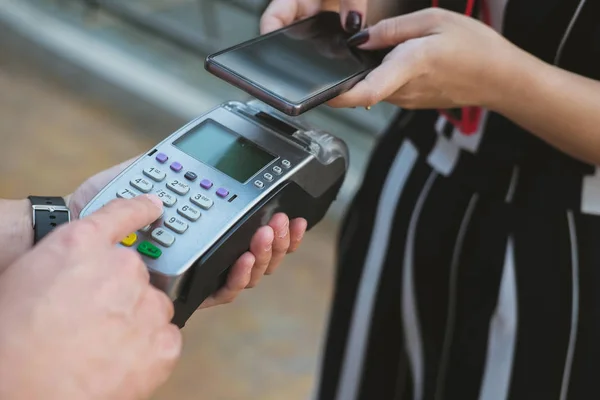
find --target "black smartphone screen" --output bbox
[206,12,385,115]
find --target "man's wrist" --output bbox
[0,199,34,275]
[11,199,33,248]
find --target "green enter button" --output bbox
[137,241,162,259]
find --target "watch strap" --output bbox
[28,196,71,244]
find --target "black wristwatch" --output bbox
[28,196,72,244]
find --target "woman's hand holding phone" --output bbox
[328,8,521,111]
[260,0,368,35]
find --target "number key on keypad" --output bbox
[155,189,177,207]
[191,193,214,210]
[178,204,201,221]
[151,228,175,247]
[117,188,138,199]
[167,179,190,195]
[130,176,154,193]
[165,216,189,234]
[143,167,166,182]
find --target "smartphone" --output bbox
[205,12,386,116]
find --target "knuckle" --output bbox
[116,247,140,265]
[288,241,300,253]
[163,325,183,359]
[107,197,129,209]
[425,7,447,24]
[254,254,268,269]
[222,291,239,304]
[115,249,147,277]
[78,217,103,236]
[152,288,175,319]
[56,222,91,247]
[365,88,382,106]
[273,238,289,252]
[380,19,397,44]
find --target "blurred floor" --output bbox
[0,20,336,400]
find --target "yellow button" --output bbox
[120,233,137,247]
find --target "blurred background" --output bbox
[0,0,395,398]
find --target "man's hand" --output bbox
[66,157,307,308]
[0,195,181,400]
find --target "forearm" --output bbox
[489,48,600,165]
[0,199,33,275]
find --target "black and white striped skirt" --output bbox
[314,109,600,400]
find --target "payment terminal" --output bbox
[79,100,348,328]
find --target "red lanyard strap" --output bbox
[431,0,489,23]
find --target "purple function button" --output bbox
[155,153,168,163]
[216,188,229,198]
[200,179,213,189]
[170,162,183,172]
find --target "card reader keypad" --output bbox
[115,154,238,260]
[113,151,294,260]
